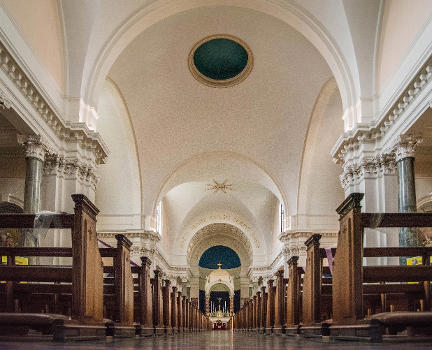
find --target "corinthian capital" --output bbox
[393,134,423,162]
[17,134,47,162]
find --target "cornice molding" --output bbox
[0,41,109,164]
[332,55,432,164]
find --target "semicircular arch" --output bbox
[188,223,252,275]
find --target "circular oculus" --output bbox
[189,35,253,88]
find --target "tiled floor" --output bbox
[0,331,431,350]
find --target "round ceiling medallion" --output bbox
[189,34,253,88]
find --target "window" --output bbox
[279,203,285,232]
[156,201,162,234]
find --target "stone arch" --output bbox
[187,223,252,276]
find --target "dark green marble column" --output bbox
[21,136,46,247]
[395,135,423,264]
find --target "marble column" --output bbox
[230,293,234,314]
[395,135,424,253]
[20,135,46,247]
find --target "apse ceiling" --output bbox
[199,245,241,269]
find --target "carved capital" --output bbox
[18,134,47,162]
[393,134,423,162]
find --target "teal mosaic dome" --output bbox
[193,38,248,80]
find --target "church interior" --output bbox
[0,0,431,348]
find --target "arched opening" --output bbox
[198,245,240,317]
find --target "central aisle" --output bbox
[1,332,432,350]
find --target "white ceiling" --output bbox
[109,6,332,220]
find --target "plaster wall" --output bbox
[2,0,65,92]
[96,80,141,231]
[376,0,432,94]
[0,156,25,202]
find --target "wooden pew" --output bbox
[285,256,304,335]
[273,269,286,334]
[151,270,164,335]
[301,234,334,335]
[100,234,135,337]
[162,279,172,334]
[0,233,147,339]
[133,256,153,336]
[0,194,105,341]
[329,193,432,342]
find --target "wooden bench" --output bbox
[329,193,432,342]
[100,234,135,337]
[0,194,105,341]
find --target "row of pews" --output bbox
[0,195,210,341]
[232,193,432,342]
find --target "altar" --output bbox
[209,310,231,330]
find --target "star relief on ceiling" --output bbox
[206,179,233,194]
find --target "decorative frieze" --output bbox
[44,153,99,190]
[339,152,397,191]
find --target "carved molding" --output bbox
[0,89,11,109]
[187,223,253,267]
[17,134,47,162]
[0,41,109,164]
[332,56,432,165]
[338,152,397,191]
[44,153,99,190]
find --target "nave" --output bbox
[1,0,432,348]
[1,331,431,350]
